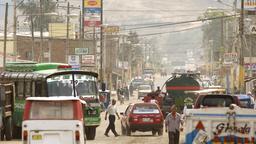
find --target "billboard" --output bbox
[81,55,95,65]
[84,0,101,8]
[83,0,102,27]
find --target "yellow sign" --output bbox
[84,0,101,8]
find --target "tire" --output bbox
[5,117,12,141]
[0,129,4,141]
[121,124,126,135]
[126,127,131,136]
[158,128,163,136]
[12,125,21,139]
[152,130,157,136]
[85,127,96,140]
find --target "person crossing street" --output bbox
[104,99,120,137]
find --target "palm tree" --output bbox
[19,0,64,31]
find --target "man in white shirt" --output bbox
[104,99,120,137]
[165,105,183,144]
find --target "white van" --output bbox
[22,97,85,144]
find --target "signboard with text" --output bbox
[68,55,80,68]
[81,55,95,65]
[84,0,102,27]
[75,48,89,55]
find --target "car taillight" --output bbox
[23,130,28,142]
[58,65,72,69]
[129,115,138,122]
[154,114,162,122]
[75,130,80,141]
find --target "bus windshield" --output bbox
[47,74,97,97]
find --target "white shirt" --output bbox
[150,99,157,103]
[107,105,117,115]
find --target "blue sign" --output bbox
[84,8,101,14]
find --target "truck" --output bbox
[162,72,202,114]
[184,105,256,143]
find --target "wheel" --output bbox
[121,124,126,135]
[0,129,4,141]
[5,117,12,140]
[152,130,157,136]
[85,127,96,140]
[12,125,21,139]
[126,127,131,136]
[158,128,163,136]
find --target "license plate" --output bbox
[32,134,42,140]
[142,118,152,122]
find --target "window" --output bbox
[133,104,160,114]
[17,81,24,99]
[202,96,234,107]
[29,101,74,120]
[25,82,31,97]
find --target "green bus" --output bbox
[0,63,101,140]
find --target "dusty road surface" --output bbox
[1,75,185,144]
[1,94,184,144]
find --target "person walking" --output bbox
[104,99,120,137]
[165,105,183,144]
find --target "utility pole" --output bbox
[66,2,70,63]
[13,0,17,61]
[100,0,104,83]
[3,3,8,70]
[39,0,44,62]
[239,0,245,93]
[30,14,35,61]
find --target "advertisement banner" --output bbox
[84,0,101,8]
[85,8,101,14]
[68,55,80,66]
[81,55,95,65]
[75,48,89,55]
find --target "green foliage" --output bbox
[19,0,64,31]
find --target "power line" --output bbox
[137,26,202,37]
[122,14,235,31]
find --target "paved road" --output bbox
[1,93,185,144]
[1,75,186,144]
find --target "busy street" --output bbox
[1,0,256,143]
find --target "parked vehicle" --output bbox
[22,97,85,144]
[120,103,164,136]
[0,83,15,141]
[138,85,153,99]
[184,105,256,143]
[193,94,240,109]
[235,94,254,109]
[0,63,101,140]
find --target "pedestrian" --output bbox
[104,99,120,137]
[150,95,157,104]
[156,86,161,93]
[165,105,183,144]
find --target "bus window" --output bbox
[17,81,24,100]
[25,81,31,98]
[35,81,42,97]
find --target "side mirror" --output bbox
[101,83,106,92]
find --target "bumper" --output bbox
[130,123,163,132]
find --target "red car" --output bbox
[120,103,164,136]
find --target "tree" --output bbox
[19,0,64,31]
